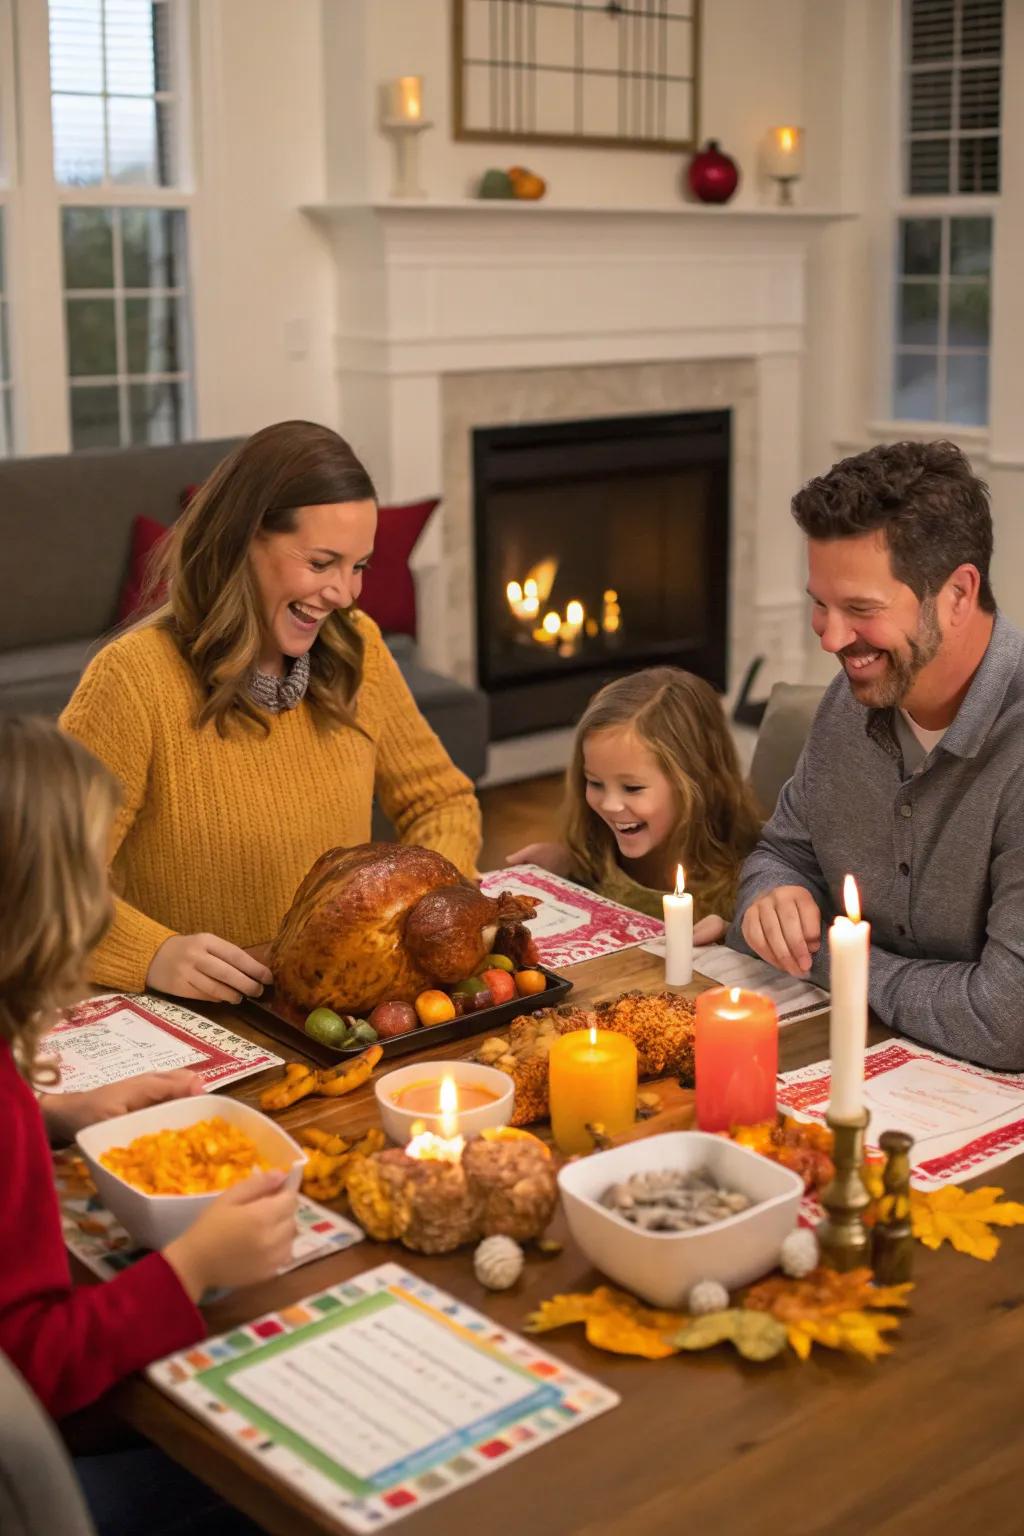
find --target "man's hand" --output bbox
[741,885,823,976]
[40,1069,203,1142]
[147,933,274,1003]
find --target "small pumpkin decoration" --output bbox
[508,166,547,201]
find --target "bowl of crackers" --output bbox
[76,1096,306,1250]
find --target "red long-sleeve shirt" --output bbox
[0,1042,205,1419]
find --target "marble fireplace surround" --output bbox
[314,203,842,750]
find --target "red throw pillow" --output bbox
[117,514,171,623]
[358,498,439,638]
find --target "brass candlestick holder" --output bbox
[817,1107,872,1272]
[872,1129,915,1284]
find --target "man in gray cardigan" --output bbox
[728,440,1024,1070]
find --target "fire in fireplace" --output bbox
[473,410,730,739]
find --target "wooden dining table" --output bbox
[106,947,1024,1536]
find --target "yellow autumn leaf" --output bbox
[584,1310,678,1360]
[910,1185,1024,1260]
[786,1310,901,1362]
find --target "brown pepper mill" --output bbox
[871,1129,915,1283]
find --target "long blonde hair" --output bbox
[0,718,120,1086]
[564,667,761,913]
[149,420,377,737]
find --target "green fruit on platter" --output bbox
[305,1008,353,1047]
[480,953,514,972]
[350,1020,379,1045]
[452,976,489,997]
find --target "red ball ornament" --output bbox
[687,139,740,204]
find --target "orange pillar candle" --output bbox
[548,1028,638,1155]
[695,986,778,1132]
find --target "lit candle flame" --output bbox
[542,610,561,636]
[589,1026,598,1047]
[566,599,584,628]
[779,126,795,152]
[506,580,523,607]
[524,578,539,601]
[674,864,686,898]
[844,874,861,924]
[730,986,742,1004]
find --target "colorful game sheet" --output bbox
[54,1149,363,1279]
[44,992,283,1093]
[149,1263,619,1531]
[779,1038,1024,1190]
[480,863,663,967]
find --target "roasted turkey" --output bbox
[270,843,540,1024]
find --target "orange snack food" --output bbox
[99,1116,268,1195]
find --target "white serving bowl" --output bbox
[557,1130,803,1308]
[76,1094,306,1252]
[375,1059,514,1145]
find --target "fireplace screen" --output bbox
[473,411,730,739]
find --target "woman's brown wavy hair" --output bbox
[0,717,119,1087]
[564,667,762,914]
[149,420,378,736]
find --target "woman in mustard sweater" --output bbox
[61,421,481,1005]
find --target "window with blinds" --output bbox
[904,0,1003,195]
[49,0,178,188]
[48,0,193,449]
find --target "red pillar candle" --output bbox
[695,987,779,1132]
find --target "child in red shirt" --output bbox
[0,716,298,1423]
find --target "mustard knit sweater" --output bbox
[60,616,482,993]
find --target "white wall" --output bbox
[189,0,336,438]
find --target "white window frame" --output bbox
[879,0,1001,437]
[6,0,197,455]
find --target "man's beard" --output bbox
[840,599,942,709]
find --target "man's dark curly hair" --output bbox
[792,440,995,614]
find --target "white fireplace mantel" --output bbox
[307,199,851,707]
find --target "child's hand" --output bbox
[163,1169,298,1302]
[39,1068,203,1142]
[505,841,573,877]
[694,915,727,946]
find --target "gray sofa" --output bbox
[0,440,488,782]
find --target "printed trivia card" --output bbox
[779,1039,1024,1190]
[149,1263,619,1531]
[480,863,663,967]
[44,992,283,1093]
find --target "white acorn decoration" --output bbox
[473,1234,525,1291]
[687,1278,729,1316]
[780,1226,819,1278]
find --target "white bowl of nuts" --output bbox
[557,1131,803,1308]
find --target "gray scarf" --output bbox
[248,650,311,713]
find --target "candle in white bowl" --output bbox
[390,75,423,122]
[663,864,694,987]
[828,874,870,1121]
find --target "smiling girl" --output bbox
[508,668,761,931]
[60,420,480,1002]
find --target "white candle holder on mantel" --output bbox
[382,116,434,199]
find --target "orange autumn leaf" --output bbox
[743,1266,912,1361]
[525,1285,687,1359]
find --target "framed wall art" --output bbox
[452,0,701,152]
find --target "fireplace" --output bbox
[473,410,730,740]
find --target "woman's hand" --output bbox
[694,914,728,946]
[505,841,573,877]
[147,934,274,1003]
[164,1169,299,1302]
[40,1068,202,1143]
